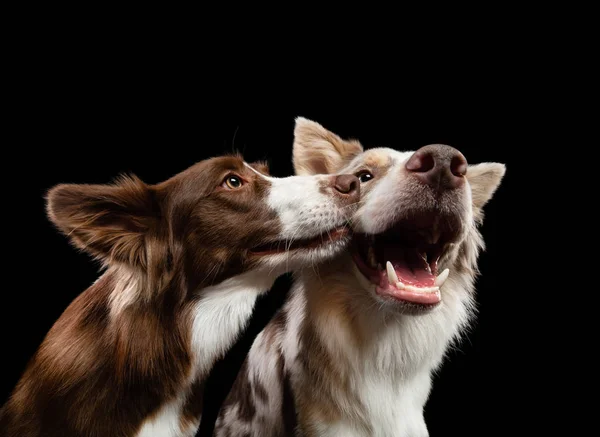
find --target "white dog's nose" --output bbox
[405,144,467,190]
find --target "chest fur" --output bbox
[137,272,271,437]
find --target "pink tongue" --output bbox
[393,264,435,287]
[384,246,435,287]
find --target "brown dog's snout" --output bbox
[405,144,467,189]
[333,174,360,203]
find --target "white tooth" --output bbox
[435,268,450,287]
[395,281,405,289]
[386,261,399,284]
[404,285,440,293]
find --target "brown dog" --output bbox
[1,154,360,437]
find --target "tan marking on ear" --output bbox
[293,117,364,175]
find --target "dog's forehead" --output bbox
[246,161,270,177]
[183,155,245,176]
[345,148,413,171]
[213,155,246,172]
[243,162,272,180]
[200,156,269,179]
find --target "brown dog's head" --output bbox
[293,118,505,315]
[47,154,360,300]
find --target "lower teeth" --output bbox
[396,282,439,293]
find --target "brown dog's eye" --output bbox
[356,171,374,183]
[223,175,244,189]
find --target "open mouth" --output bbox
[351,213,460,306]
[250,226,350,256]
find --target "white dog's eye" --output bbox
[357,171,374,183]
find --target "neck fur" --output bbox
[106,265,279,382]
[300,253,476,381]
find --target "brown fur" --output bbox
[0,155,304,437]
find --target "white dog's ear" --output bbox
[293,117,363,175]
[467,163,506,213]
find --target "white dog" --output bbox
[215,118,506,437]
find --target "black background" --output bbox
[2,19,547,437]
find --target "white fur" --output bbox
[135,270,276,437]
[246,329,286,436]
[290,258,474,437]
[190,269,277,377]
[268,175,333,238]
[136,397,195,437]
[342,148,409,233]
[357,374,431,437]
[280,281,305,371]
[247,163,352,240]
[306,372,431,437]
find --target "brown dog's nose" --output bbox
[333,174,360,202]
[405,144,468,189]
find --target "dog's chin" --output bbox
[349,212,463,315]
[251,226,352,272]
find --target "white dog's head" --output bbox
[293,118,505,315]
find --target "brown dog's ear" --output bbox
[467,163,506,220]
[46,175,159,267]
[293,117,363,175]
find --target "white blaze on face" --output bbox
[245,164,349,240]
[344,148,414,235]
